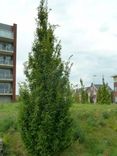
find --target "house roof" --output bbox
[85,84,101,91]
[94,84,102,89]
[93,84,112,92]
[86,84,112,92]
[75,83,112,93]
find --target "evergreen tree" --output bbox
[19,1,72,156]
[97,78,111,104]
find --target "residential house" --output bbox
[75,83,112,104]
[86,83,112,103]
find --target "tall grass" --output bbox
[0,103,117,156]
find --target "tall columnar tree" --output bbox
[80,79,88,104]
[97,78,112,104]
[19,0,72,156]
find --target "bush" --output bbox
[73,126,86,143]
[102,111,110,119]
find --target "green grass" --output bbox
[0,103,18,134]
[0,102,28,156]
[61,104,117,156]
[0,102,117,156]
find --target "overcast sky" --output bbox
[1,0,117,93]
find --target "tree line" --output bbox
[73,78,112,105]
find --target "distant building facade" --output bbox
[0,23,17,102]
[86,84,99,103]
[113,75,117,103]
[86,83,112,103]
[75,83,112,104]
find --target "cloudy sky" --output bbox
[1,0,117,93]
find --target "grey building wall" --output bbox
[0,96,12,103]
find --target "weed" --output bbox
[102,111,110,119]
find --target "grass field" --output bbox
[62,104,117,156]
[0,102,117,156]
[0,103,28,156]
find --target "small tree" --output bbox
[19,0,72,156]
[97,78,111,104]
[80,79,88,104]
[70,84,81,104]
[73,89,81,103]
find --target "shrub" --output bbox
[102,111,110,119]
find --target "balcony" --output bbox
[0,42,14,54]
[0,75,13,81]
[0,48,13,53]
[0,60,13,68]
[0,89,12,95]
[0,29,13,42]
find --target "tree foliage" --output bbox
[97,78,112,104]
[73,89,81,103]
[19,0,72,156]
[80,79,88,104]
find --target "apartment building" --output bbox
[0,23,17,102]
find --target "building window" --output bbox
[0,83,12,93]
[0,56,12,65]
[0,29,13,39]
[115,97,117,103]
[0,69,12,79]
[0,42,13,52]
[114,87,117,92]
[0,56,4,64]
